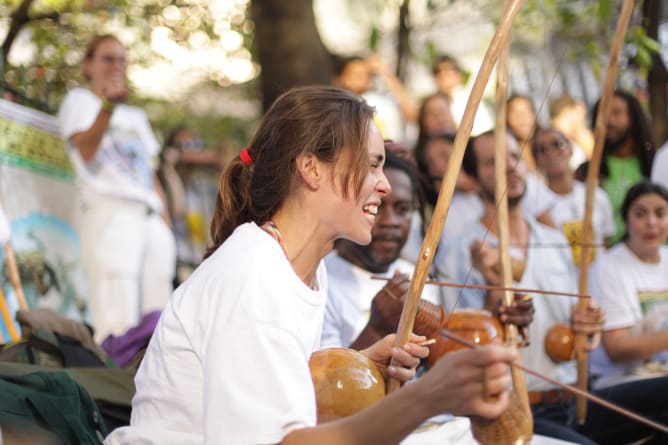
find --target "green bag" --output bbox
[0,369,108,444]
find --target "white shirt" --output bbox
[590,244,668,385]
[57,88,162,210]
[106,223,328,445]
[450,87,494,136]
[363,91,405,142]
[651,144,668,189]
[402,176,556,265]
[568,141,588,172]
[0,203,9,245]
[439,217,577,390]
[523,172,557,219]
[549,181,615,266]
[322,253,442,349]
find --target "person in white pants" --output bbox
[57,34,175,341]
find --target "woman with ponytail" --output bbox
[106,86,517,445]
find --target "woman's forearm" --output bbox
[70,107,113,161]
[603,327,668,363]
[282,382,432,445]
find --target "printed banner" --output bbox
[0,98,88,341]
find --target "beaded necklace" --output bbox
[261,221,289,260]
[261,220,318,290]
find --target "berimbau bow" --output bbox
[574,0,634,425]
[487,5,533,440]
[386,0,524,393]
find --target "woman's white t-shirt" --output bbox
[57,88,162,210]
[105,222,328,445]
[590,243,668,386]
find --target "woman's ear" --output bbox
[296,152,320,190]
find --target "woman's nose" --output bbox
[377,172,391,196]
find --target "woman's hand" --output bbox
[102,74,129,103]
[360,333,430,382]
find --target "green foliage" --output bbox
[597,0,614,24]
[369,25,380,52]
[1,0,258,147]
[423,39,437,70]
[509,0,663,83]
[627,25,661,76]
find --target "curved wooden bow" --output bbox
[492,4,533,434]
[386,0,524,394]
[575,0,634,424]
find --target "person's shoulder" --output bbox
[324,251,346,268]
[183,224,287,304]
[601,243,631,268]
[654,143,668,165]
[527,172,557,199]
[64,87,94,99]
[203,223,280,271]
[591,244,632,283]
[571,180,612,206]
[324,251,355,277]
[58,88,95,109]
[659,245,668,261]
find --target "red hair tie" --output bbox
[239,147,253,166]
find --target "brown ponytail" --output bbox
[204,86,375,259]
[205,158,253,258]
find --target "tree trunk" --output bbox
[250,0,333,111]
[643,0,668,147]
[397,0,411,81]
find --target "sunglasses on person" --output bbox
[175,138,204,151]
[98,55,126,67]
[536,138,569,155]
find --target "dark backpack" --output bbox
[0,328,111,368]
[0,310,134,433]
